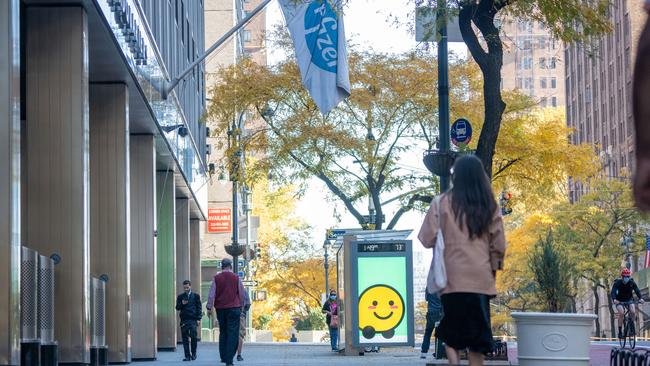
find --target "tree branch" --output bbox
[386,194,433,229]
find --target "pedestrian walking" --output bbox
[418,155,507,366]
[322,289,339,352]
[206,258,246,366]
[236,288,251,361]
[420,289,443,359]
[633,0,650,212]
[175,280,202,361]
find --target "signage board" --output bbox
[415,6,463,43]
[350,240,414,347]
[451,118,473,147]
[207,208,231,233]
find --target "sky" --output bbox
[263,1,468,264]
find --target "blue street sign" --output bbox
[238,271,245,278]
[451,118,472,147]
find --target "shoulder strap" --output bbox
[436,194,443,226]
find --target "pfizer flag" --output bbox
[279,0,350,114]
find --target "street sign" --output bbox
[327,228,350,240]
[451,118,472,147]
[415,7,463,43]
[238,271,245,278]
[242,280,258,287]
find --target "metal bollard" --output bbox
[90,276,108,366]
[20,247,40,366]
[611,348,618,366]
[39,254,58,366]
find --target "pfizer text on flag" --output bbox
[279,0,351,114]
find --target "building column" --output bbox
[176,198,190,343]
[89,84,131,363]
[130,135,157,360]
[24,7,90,364]
[190,220,202,308]
[0,1,20,364]
[157,171,176,350]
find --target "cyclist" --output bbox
[611,268,645,338]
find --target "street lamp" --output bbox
[323,239,331,296]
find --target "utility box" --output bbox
[335,230,414,355]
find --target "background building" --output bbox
[566,0,646,185]
[564,0,647,336]
[499,18,565,108]
[203,0,267,262]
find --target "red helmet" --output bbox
[622,268,632,277]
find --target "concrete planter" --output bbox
[512,312,596,366]
[254,330,273,342]
[296,330,327,343]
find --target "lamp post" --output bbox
[323,239,330,296]
[437,0,450,192]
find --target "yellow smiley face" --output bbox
[358,284,405,339]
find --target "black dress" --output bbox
[436,292,494,354]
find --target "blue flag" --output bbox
[279,0,351,114]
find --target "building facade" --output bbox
[566,0,646,189]
[499,19,565,108]
[1,0,208,364]
[564,0,647,336]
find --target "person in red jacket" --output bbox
[206,258,246,366]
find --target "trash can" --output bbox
[39,254,58,366]
[21,247,40,366]
[90,277,108,366]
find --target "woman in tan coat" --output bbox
[418,155,506,366]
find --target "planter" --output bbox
[296,330,327,343]
[224,244,245,257]
[423,150,456,177]
[512,312,596,366]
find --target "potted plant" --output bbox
[511,231,596,365]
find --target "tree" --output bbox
[250,180,335,340]
[206,48,596,228]
[206,50,476,229]
[529,230,573,312]
[423,0,612,177]
[553,178,644,337]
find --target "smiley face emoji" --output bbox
[358,284,405,339]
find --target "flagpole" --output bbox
[159,0,272,99]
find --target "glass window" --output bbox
[243,30,252,42]
[540,78,547,89]
[538,37,547,49]
[524,57,533,70]
[549,57,557,69]
[552,97,557,107]
[539,57,547,69]
[551,77,557,89]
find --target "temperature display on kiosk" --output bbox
[358,243,406,253]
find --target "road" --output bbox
[135,341,649,365]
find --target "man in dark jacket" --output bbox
[206,258,246,366]
[176,280,202,361]
[421,289,443,359]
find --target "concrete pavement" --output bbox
[136,341,636,365]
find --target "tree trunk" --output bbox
[458,1,507,177]
[592,284,601,337]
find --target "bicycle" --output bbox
[617,301,640,349]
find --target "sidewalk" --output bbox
[139,343,516,365]
[137,341,623,365]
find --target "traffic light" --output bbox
[254,246,262,259]
[500,191,513,215]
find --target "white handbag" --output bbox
[426,195,447,294]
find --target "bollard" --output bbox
[20,247,40,366]
[610,348,618,366]
[90,277,108,366]
[39,254,58,366]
